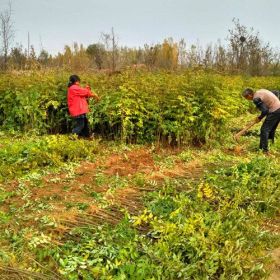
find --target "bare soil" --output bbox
[269,247,280,280]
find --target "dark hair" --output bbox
[242,88,254,98]
[68,75,81,87]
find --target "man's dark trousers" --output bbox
[260,108,280,151]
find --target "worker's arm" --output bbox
[73,87,93,97]
[253,97,269,120]
[86,85,101,101]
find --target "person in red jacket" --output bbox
[67,75,100,138]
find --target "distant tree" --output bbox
[159,38,179,69]
[136,48,144,64]
[101,28,119,71]
[0,2,14,70]
[26,45,39,69]
[178,39,187,68]
[86,43,106,69]
[227,18,273,75]
[203,44,214,68]
[73,43,90,70]
[56,45,73,69]
[38,49,50,66]
[29,45,36,59]
[270,51,280,76]
[213,40,227,72]
[187,44,199,67]
[9,44,26,69]
[144,44,160,69]
[118,46,135,67]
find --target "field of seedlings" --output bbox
[0,70,279,279]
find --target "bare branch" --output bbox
[0,1,14,70]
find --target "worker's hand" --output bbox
[90,93,100,102]
[234,133,241,142]
[94,95,101,102]
[86,85,91,90]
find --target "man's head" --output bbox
[242,88,254,100]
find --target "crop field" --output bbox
[0,70,279,279]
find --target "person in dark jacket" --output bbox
[67,75,100,138]
[242,88,280,153]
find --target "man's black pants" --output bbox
[72,114,90,138]
[260,108,280,151]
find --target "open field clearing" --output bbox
[0,71,279,279]
[0,126,279,279]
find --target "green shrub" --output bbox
[0,134,98,181]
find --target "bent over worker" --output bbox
[67,75,100,138]
[242,88,280,153]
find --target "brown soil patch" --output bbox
[30,161,107,203]
[2,148,206,231]
[151,159,203,182]
[107,187,143,215]
[154,145,185,155]
[30,184,93,205]
[225,145,246,156]
[103,148,156,176]
[263,215,280,280]
[263,217,280,235]
[0,267,55,280]
[29,149,156,202]
[269,248,280,280]
[75,162,98,185]
[0,180,19,192]
[2,148,200,212]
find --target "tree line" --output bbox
[0,2,279,76]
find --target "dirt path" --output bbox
[264,215,280,280]
[269,247,280,280]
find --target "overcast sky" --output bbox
[0,0,279,54]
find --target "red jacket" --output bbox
[67,84,94,117]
